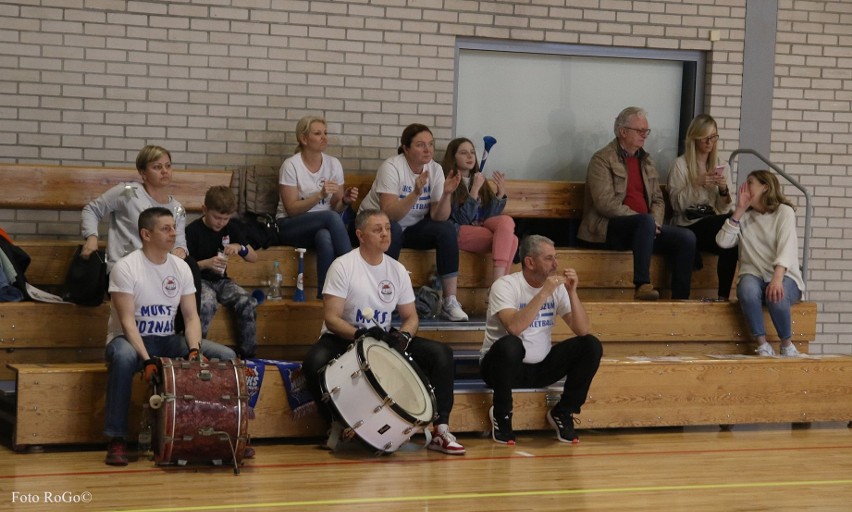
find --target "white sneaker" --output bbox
[780,343,801,357]
[441,295,468,322]
[427,424,465,455]
[755,343,776,356]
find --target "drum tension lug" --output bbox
[350,370,361,379]
[351,420,364,429]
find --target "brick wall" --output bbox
[774,0,852,354]
[0,0,849,353]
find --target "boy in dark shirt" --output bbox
[186,186,259,358]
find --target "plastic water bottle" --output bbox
[268,260,283,300]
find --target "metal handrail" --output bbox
[728,149,812,286]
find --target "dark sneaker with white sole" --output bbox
[547,407,580,444]
[489,406,516,445]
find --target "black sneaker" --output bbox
[489,406,516,445]
[547,407,579,444]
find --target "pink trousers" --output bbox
[457,215,518,273]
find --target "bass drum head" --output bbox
[360,337,433,424]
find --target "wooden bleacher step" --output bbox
[8,354,852,450]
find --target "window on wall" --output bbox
[454,39,704,181]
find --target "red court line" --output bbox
[4,442,852,480]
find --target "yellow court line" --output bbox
[119,478,852,512]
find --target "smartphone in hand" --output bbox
[714,165,725,176]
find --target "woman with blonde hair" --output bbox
[82,145,190,271]
[667,114,738,300]
[716,170,803,357]
[276,115,357,299]
[441,137,517,283]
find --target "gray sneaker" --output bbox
[441,295,469,322]
[755,343,776,356]
[780,343,800,357]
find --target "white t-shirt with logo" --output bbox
[358,153,445,229]
[481,272,572,364]
[320,248,416,335]
[276,153,345,219]
[106,250,196,344]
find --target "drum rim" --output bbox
[356,336,436,425]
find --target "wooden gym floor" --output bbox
[2,423,851,511]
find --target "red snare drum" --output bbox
[149,358,249,468]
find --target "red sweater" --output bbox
[622,155,648,214]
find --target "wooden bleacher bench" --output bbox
[12,353,851,448]
[0,163,231,213]
[3,299,830,449]
[345,173,584,218]
[4,170,844,450]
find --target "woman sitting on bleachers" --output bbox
[358,123,469,321]
[275,115,357,299]
[441,137,518,285]
[716,170,804,357]
[667,114,738,301]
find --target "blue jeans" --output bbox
[199,278,257,358]
[276,210,352,298]
[737,274,802,340]
[387,217,459,279]
[103,334,236,438]
[605,214,696,299]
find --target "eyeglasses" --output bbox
[699,134,720,143]
[623,127,651,137]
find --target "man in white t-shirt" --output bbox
[103,207,235,466]
[481,235,602,445]
[302,209,465,455]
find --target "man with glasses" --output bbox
[578,106,696,300]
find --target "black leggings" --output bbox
[302,332,456,426]
[480,334,603,417]
[683,214,739,299]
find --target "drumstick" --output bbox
[361,307,382,329]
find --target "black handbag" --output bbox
[684,204,715,220]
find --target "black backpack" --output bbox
[62,246,107,306]
[238,213,280,250]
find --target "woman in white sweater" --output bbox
[716,170,804,357]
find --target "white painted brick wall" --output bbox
[774,0,852,353]
[0,0,848,353]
